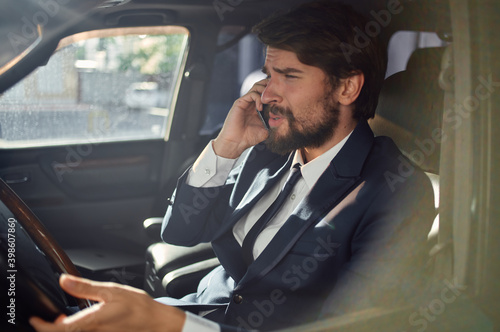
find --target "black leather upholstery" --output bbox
[371,47,445,173]
[370,46,445,248]
[143,218,218,298]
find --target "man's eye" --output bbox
[285,75,298,79]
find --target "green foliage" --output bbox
[116,34,186,74]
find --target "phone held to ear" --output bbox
[257,106,269,130]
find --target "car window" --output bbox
[0,26,189,148]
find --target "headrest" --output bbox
[370,47,445,173]
[406,47,445,72]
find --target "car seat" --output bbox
[369,46,446,247]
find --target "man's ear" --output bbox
[337,72,364,106]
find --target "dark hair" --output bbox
[252,1,387,120]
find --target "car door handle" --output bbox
[2,173,30,184]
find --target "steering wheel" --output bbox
[0,178,92,331]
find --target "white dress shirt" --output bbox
[180,133,351,332]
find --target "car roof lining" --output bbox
[0,0,451,94]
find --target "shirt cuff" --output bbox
[187,140,236,187]
[182,311,221,332]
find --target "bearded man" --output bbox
[31,2,434,332]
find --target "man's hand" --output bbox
[213,78,270,159]
[30,274,186,332]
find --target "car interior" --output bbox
[0,0,499,331]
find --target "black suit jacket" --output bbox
[160,120,435,331]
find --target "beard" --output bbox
[263,94,340,156]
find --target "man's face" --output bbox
[261,47,340,155]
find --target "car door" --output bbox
[0,2,224,287]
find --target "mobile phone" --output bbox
[257,107,269,130]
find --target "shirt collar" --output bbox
[291,131,353,189]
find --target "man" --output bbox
[31,1,435,331]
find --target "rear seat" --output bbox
[370,46,446,244]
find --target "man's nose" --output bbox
[261,79,282,105]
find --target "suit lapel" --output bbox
[212,149,292,282]
[236,168,360,288]
[214,151,293,238]
[237,120,375,288]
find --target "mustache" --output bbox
[263,104,295,120]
